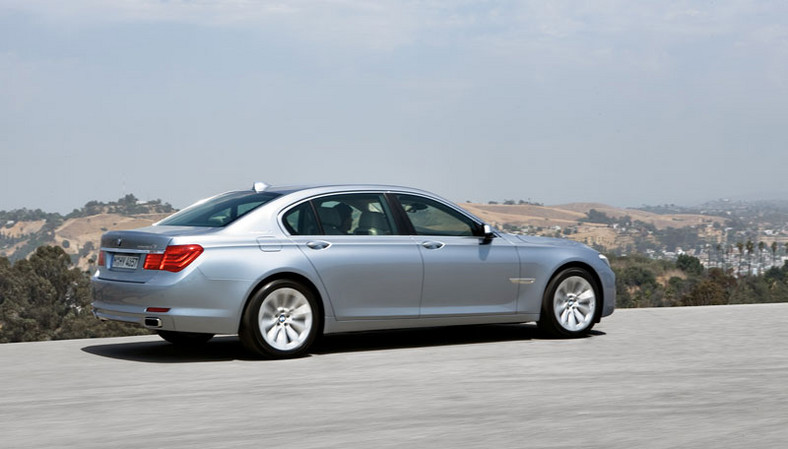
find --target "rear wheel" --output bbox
[538,268,599,337]
[157,330,214,346]
[239,279,321,358]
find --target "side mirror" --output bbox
[482,224,495,244]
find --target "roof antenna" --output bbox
[253,182,269,192]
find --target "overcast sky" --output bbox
[2,1,787,213]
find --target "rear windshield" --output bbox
[158,191,281,227]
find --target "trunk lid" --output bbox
[97,226,214,283]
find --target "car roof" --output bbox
[263,184,434,197]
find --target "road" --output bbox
[1,303,787,448]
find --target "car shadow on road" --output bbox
[81,324,605,363]
[81,336,254,363]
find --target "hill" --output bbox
[460,202,731,255]
[0,195,173,270]
[462,202,723,230]
[3,195,787,270]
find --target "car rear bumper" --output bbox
[91,270,250,334]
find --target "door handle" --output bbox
[421,241,445,250]
[306,240,331,250]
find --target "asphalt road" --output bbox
[1,303,787,449]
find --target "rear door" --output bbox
[283,192,423,320]
[394,194,520,316]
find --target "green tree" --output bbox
[0,246,148,342]
[772,242,779,267]
[676,254,703,276]
[746,240,754,276]
[736,242,745,276]
[683,279,727,306]
[758,241,766,274]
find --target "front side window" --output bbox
[397,194,480,236]
[313,193,396,236]
[158,191,280,227]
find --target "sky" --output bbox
[1,1,787,213]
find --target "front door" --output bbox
[395,194,519,316]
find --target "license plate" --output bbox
[112,254,140,269]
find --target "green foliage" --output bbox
[0,208,60,224]
[676,254,703,276]
[683,279,727,306]
[64,194,176,219]
[580,209,614,225]
[0,246,149,343]
[610,254,788,309]
[620,266,657,288]
[3,240,788,343]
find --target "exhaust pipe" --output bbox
[144,317,162,328]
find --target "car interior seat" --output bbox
[355,211,390,235]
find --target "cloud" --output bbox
[2,1,423,50]
[7,1,785,56]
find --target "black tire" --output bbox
[538,267,600,338]
[157,330,214,346]
[239,279,322,359]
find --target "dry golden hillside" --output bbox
[1,213,169,271]
[3,220,46,238]
[54,213,171,270]
[459,202,727,251]
[461,202,724,230]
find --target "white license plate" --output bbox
[112,254,140,269]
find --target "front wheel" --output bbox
[239,279,322,358]
[538,268,600,338]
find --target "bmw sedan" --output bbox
[92,183,615,358]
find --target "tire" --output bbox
[157,330,214,346]
[538,267,600,338]
[239,279,322,359]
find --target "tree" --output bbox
[758,241,766,274]
[581,209,614,225]
[683,279,727,306]
[0,246,148,342]
[746,240,754,276]
[736,242,745,276]
[772,242,779,267]
[716,244,723,269]
[677,254,703,276]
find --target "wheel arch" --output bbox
[239,272,327,332]
[546,261,605,323]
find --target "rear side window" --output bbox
[313,193,396,235]
[283,193,397,236]
[282,202,320,235]
[158,192,281,227]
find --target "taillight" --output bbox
[98,250,106,266]
[146,307,171,313]
[144,244,204,272]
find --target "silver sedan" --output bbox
[92,183,615,358]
